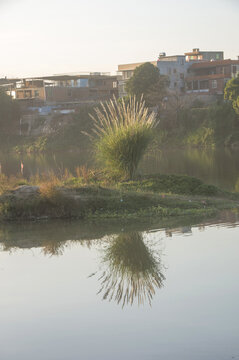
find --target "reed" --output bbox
[88,96,158,179]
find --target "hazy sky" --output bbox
[0,0,238,77]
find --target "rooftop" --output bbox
[190,59,239,69]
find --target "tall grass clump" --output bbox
[88,96,158,179]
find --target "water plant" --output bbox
[88,96,158,179]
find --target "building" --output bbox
[157,49,225,93]
[4,73,119,107]
[43,74,118,104]
[185,48,224,62]
[9,79,46,103]
[186,59,239,95]
[117,61,157,97]
[157,53,189,92]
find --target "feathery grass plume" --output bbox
[88,96,158,179]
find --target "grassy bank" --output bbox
[0,173,238,221]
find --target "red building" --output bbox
[186,59,239,95]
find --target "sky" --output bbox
[0,0,238,78]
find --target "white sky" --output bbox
[0,0,238,78]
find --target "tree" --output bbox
[0,90,20,134]
[224,75,239,115]
[125,62,169,107]
[126,62,159,97]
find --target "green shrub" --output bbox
[88,96,157,179]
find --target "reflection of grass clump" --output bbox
[96,232,165,307]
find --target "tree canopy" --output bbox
[0,90,20,134]
[224,75,239,115]
[125,62,169,107]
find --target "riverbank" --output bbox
[0,174,238,222]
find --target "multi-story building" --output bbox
[9,79,46,102]
[157,49,225,93]
[185,48,224,62]
[5,73,118,106]
[186,59,239,95]
[157,53,189,92]
[117,61,157,97]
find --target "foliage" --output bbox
[158,100,239,147]
[224,75,239,115]
[1,171,238,221]
[126,62,159,97]
[117,174,224,197]
[88,96,157,179]
[125,62,169,107]
[0,90,20,134]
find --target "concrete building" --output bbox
[5,73,118,107]
[117,61,157,97]
[157,49,225,93]
[186,59,239,95]
[157,53,189,92]
[185,48,224,62]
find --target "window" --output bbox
[173,68,177,74]
[168,67,172,75]
[67,89,72,97]
[200,80,209,89]
[180,73,184,80]
[232,66,237,74]
[34,90,40,97]
[174,82,177,88]
[212,80,217,89]
[113,81,117,88]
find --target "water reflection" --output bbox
[93,232,165,307]
[1,147,239,190]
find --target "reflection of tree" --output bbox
[94,232,165,307]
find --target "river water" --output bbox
[1,147,239,358]
[1,147,239,191]
[0,213,239,360]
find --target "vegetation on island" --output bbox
[87,96,157,179]
[0,168,238,222]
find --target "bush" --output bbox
[88,96,157,179]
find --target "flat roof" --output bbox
[118,61,157,71]
[190,59,239,69]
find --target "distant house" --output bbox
[10,79,46,103]
[157,49,225,93]
[4,73,119,107]
[157,53,189,92]
[184,48,224,62]
[186,59,239,95]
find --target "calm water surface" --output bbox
[0,214,239,360]
[1,147,239,191]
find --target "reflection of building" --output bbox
[118,61,157,97]
[186,59,239,95]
